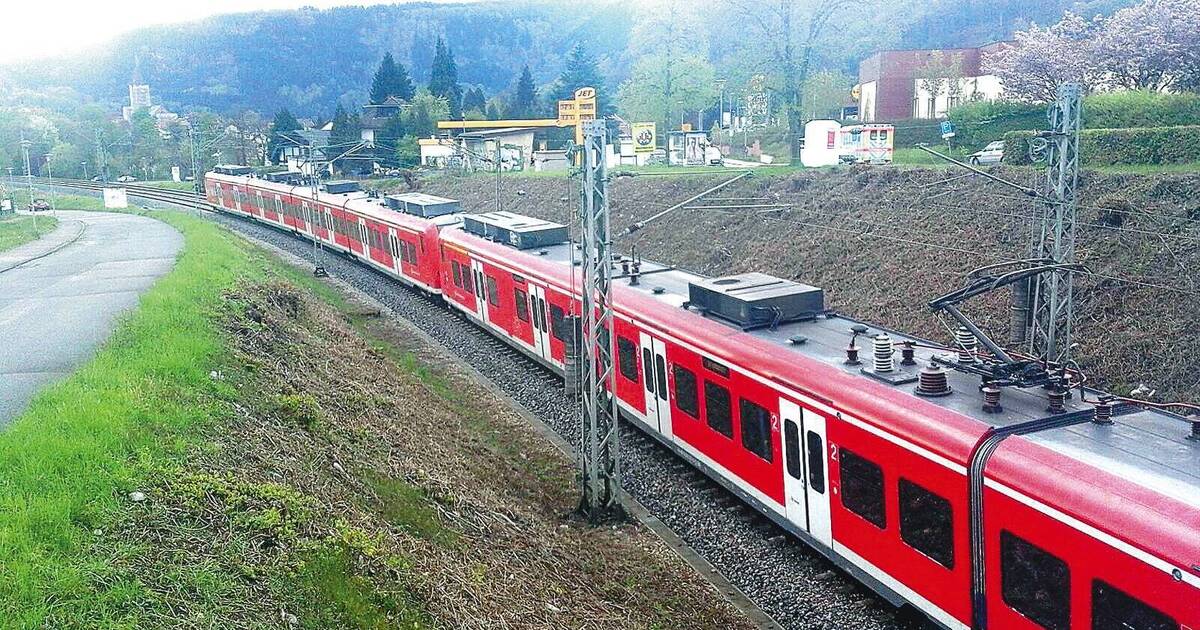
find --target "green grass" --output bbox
[141,180,198,192]
[12,189,107,211]
[0,215,57,253]
[364,473,457,547]
[0,212,256,626]
[0,211,428,628]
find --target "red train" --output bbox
[206,167,1200,630]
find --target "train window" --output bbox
[549,304,565,340]
[409,242,419,264]
[654,356,667,401]
[898,478,954,569]
[1001,531,1070,630]
[704,381,733,438]
[514,289,530,322]
[463,268,474,295]
[642,349,654,394]
[739,398,773,462]
[839,448,885,528]
[784,420,802,480]
[806,431,825,493]
[486,276,500,307]
[617,337,638,382]
[672,366,698,417]
[451,261,462,288]
[1091,580,1176,630]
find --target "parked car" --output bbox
[116,175,138,183]
[969,140,1005,165]
[29,198,51,212]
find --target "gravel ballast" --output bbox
[213,213,923,630]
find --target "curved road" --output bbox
[0,211,183,423]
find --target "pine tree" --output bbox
[393,61,415,101]
[552,43,609,114]
[268,108,301,163]
[462,86,486,116]
[369,53,398,104]
[329,104,362,172]
[428,37,463,118]
[485,100,503,120]
[511,65,538,119]
[376,113,407,165]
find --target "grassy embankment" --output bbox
[0,214,57,252]
[0,212,430,628]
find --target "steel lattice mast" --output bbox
[1028,83,1082,365]
[577,119,621,521]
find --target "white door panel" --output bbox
[637,332,671,438]
[781,400,809,532]
[805,410,832,547]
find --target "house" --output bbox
[360,96,408,146]
[856,43,1009,121]
[418,137,457,168]
[455,127,537,171]
[279,128,333,175]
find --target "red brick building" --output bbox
[856,43,1009,121]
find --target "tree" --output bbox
[462,86,487,117]
[725,0,860,162]
[913,51,964,117]
[984,13,1104,102]
[328,104,364,172]
[46,142,87,178]
[618,53,716,136]
[551,43,609,114]
[485,100,504,121]
[802,69,854,120]
[1093,0,1200,93]
[510,65,538,120]
[369,53,417,104]
[428,37,462,118]
[268,108,301,163]
[404,89,450,139]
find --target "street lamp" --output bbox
[81,161,89,180]
[20,138,38,237]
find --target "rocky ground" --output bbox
[408,166,1200,406]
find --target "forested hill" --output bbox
[0,0,1136,116]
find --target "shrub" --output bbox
[1084,90,1200,129]
[948,100,1044,149]
[1003,125,1200,166]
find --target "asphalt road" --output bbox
[0,211,182,424]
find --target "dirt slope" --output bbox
[412,167,1200,406]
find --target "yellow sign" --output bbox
[632,122,656,153]
[556,85,598,146]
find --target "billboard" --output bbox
[632,122,656,153]
[103,187,128,209]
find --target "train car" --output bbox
[204,169,1200,629]
[205,172,447,293]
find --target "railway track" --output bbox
[44,179,925,630]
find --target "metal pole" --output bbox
[20,137,37,237]
[1028,83,1082,366]
[189,125,202,217]
[81,161,88,180]
[577,118,621,522]
[44,157,56,216]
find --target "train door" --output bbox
[638,333,672,438]
[301,201,312,233]
[387,229,401,275]
[469,259,489,324]
[274,195,285,224]
[781,399,832,546]
[323,209,333,243]
[527,284,553,363]
[357,219,368,256]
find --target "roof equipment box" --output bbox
[462,211,568,250]
[688,272,825,329]
[385,193,461,218]
[263,171,304,184]
[322,180,359,194]
[214,164,252,176]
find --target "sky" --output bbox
[0,0,473,62]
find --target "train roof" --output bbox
[441,226,1200,549]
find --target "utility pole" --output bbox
[577,119,621,522]
[20,137,38,237]
[188,125,203,216]
[1026,83,1082,366]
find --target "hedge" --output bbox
[1002,125,1200,166]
